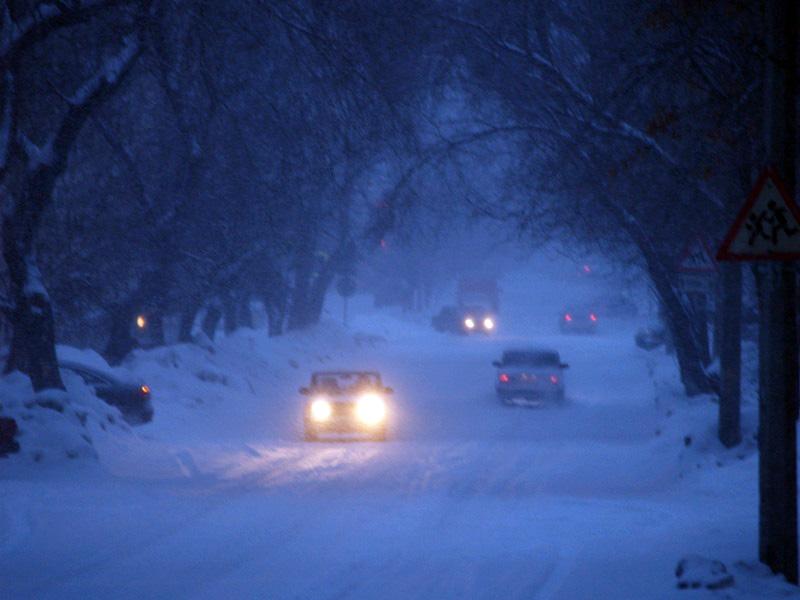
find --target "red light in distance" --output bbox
[499,373,510,383]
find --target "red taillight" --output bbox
[590,313,597,322]
[549,375,559,384]
[499,373,510,383]
[140,385,150,396]
[564,313,572,322]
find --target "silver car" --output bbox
[493,348,568,404]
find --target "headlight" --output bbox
[483,317,495,330]
[310,397,332,422]
[464,317,476,329]
[356,393,386,426]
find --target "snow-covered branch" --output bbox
[47,34,140,171]
[68,34,139,107]
[0,0,127,62]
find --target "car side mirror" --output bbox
[384,387,394,395]
[299,387,310,395]
[492,360,502,368]
[560,363,570,369]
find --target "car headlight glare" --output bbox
[310,397,332,422]
[356,393,386,426]
[483,317,495,330]
[464,317,476,329]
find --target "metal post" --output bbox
[760,0,798,583]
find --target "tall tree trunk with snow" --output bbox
[645,256,716,396]
[604,198,716,396]
[2,37,140,389]
[2,248,62,390]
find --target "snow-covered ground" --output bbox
[0,261,797,599]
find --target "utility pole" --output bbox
[760,0,798,583]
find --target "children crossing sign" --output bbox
[677,236,717,273]
[717,168,800,261]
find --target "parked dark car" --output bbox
[60,361,154,424]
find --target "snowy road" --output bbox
[0,271,770,599]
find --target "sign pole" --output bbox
[717,1,799,578]
[761,0,797,583]
[717,262,742,448]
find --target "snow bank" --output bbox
[0,367,131,464]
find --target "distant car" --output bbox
[493,348,568,404]
[60,361,154,425]
[559,306,599,334]
[300,371,393,441]
[432,304,497,334]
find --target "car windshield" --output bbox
[312,372,381,393]
[501,351,560,367]
[462,305,490,315]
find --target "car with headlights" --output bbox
[300,371,393,441]
[559,305,599,334]
[59,361,154,424]
[493,347,568,404]
[432,304,496,334]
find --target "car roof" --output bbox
[311,370,381,377]
[500,348,561,364]
[502,347,559,356]
[59,360,124,383]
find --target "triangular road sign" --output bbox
[678,236,717,273]
[717,168,800,261]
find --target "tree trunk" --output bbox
[148,310,165,347]
[265,296,285,337]
[105,301,140,366]
[288,250,313,331]
[201,304,221,341]
[644,251,716,396]
[238,297,253,329]
[223,295,238,335]
[178,299,201,343]
[687,291,711,367]
[0,34,138,391]
[601,196,714,396]
[3,257,63,391]
[718,263,742,447]
[1,208,64,390]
